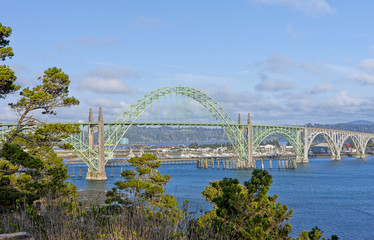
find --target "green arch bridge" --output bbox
[2,86,374,180]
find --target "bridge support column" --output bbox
[301,125,309,163]
[245,113,256,168]
[86,107,107,180]
[236,113,254,168]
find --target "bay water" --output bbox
[67,157,374,239]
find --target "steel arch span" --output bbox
[104,86,249,163]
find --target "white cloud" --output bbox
[255,76,296,91]
[254,0,336,16]
[79,66,138,94]
[86,98,130,120]
[325,91,366,110]
[255,55,293,72]
[80,77,133,94]
[309,83,334,94]
[351,73,374,85]
[86,98,128,109]
[358,59,374,72]
[0,106,18,122]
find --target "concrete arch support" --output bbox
[305,128,340,161]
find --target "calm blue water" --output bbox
[67,157,374,239]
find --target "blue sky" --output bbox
[2,0,374,125]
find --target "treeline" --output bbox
[126,126,228,143]
[188,142,232,149]
[307,122,374,133]
[262,140,281,147]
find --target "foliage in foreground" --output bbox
[191,169,338,240]
[0,65,80,210]
[0,164,338,240]
[106,153,185,238]
[0,23,20,98]
[193,169,293,239]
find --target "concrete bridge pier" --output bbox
[247,113,255,168]
[331,154,341,161]
[86,107,107,180]
[356,152,366,159]
[296,156,309,163]
[300,126,309,163]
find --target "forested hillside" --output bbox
[125,126,228,143]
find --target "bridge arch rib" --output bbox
[105,86,248,164]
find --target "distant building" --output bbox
[311,143,330,154]
[257,144,276,152]
[119,138,129,145]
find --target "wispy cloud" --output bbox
[350,58,374,85]
[286,23,296,38]
[255,55,294,72]
[160,64,184,70]
[358,59,374,72]
[130,15,170,28]
[309,83,335,94]
[87,66,138,79]
[255,54,353,76]
[174,73,239,85]
[254,0,336,17]
[351,73,374,85]
[255,74,296,91]
[76,37,119,46]
[329,91,365,106]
